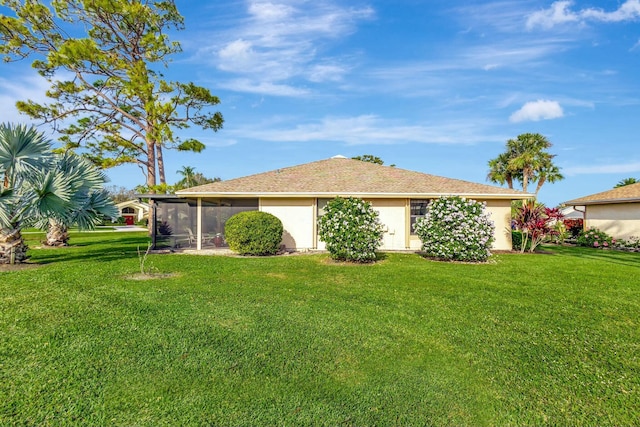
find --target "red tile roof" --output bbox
[177,157,531,199]
[564,182,640,205]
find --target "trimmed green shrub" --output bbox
[318,197,384,263]
[414,196,495,262]
[577,228,614,249]
[225,211,283,256]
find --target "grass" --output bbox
[1,232,639,426]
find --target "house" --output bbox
[148,156,532,251]
[116,200,150,226]
[563,182,640,240]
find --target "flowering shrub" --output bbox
[413,196,495,262]
[512,203,564,253]
[318,197,384,263]
[563,218,584,238]
[577,228,614,249]
[615,236,640,252]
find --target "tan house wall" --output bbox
[485,200,513,251]
[408,198,513,251]
[259,196,514,252]
[260,198,316,249]
[585,203,640,240]
[366,198,408,250]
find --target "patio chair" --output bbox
[186,228,197,247]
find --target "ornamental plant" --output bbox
[576,228,614,249]
[512,203,564,253]
[413,196,495,262]
[225,211,283,256]
[318,197,384,263]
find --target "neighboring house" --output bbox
[560,205,584,220]
[116,200,150,226]
[563,182,640,240]
[147,156,532,251]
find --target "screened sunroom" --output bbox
[146,196,258,250]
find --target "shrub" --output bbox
[413,196,495,262]
[225,211,283,256]
[512,230,531,251]
[563,218,584,238]
[318,197,384,263]
[577,228,614,249]
[512,203,564,253]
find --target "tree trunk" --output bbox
[146,139,157,189]
[45,221,69,247]
[0,228,29,264]
[156,144,166,185]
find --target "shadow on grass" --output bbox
[29,234,152,265]
[548,245,640,268]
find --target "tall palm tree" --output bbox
[533,156,564,196]
[176,166,196,188]
[0,123,117,263]
[488,133,563,196]
[487,152,515,189]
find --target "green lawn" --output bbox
[1,232,638,426]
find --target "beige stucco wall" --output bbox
[366,199,408,250]
[585,203,640,240]
[484,200,513,251]
[260,198,316,249]
[260,196,514,252]
[408,198,513,251]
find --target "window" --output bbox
[122,207,135,214]
[410,199,430,234]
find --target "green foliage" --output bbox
[317,197,384,262]
[0,123,117,262]
[512,203,564,253]
[577,228,614,248]
[414,196,495,262]
[225,211,283,256]
[487,133,563,195]
[614,177,638,188]
[0,0,223,188]
[511,230,531,251]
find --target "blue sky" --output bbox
[1,0,639,207]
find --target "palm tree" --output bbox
[614,177,638,188]
[44,153,117,246]
[176,166,196,188]
[487,152,514,189]
[533,155,564,196]
[0,123,117,263]
[488,133,563,196]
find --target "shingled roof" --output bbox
[177,156,531,199]
[564,182,640,205]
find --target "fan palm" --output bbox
[0,123,117,263]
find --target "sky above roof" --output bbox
[1,0,639,207]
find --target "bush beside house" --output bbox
[225,211,283,256]
[318,197,384,263]
[413,196,495,262]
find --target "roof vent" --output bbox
[331,155,347,159]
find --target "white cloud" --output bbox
[231,114,506,145]
[564,162,640,176]
[0,74,53,126]
[220,78,310,97]
[509,100,564,122]
[527,0,640,30]
[198,1,374,96]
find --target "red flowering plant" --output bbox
[563,218,584,238]
[512,202,564,253]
